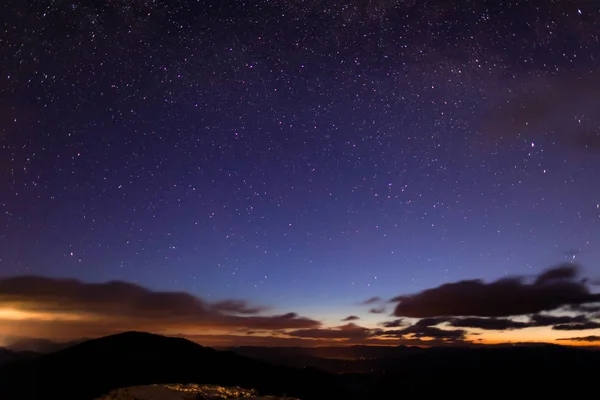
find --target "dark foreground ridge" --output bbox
[0,332,354,400]
[1,332,599,400]
[0,348,39,366]
[228,342,600,373]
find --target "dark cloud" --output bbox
[381,326,466,341]
[448,317,530,330]
[552,322,600,331]
[391,265,600,318]
[565,303,600,313]
[0,276,321,336]
[226,313,321,330]
[0,276,208,317]
[557,336,600,343]
[412,317,449,327]
[190,333,469,348]
[377,317,466,341]
[380,319,404,328]
[182,333,339,347]
[530,313,589,326]
[287,323,377,340]
[361,297,381,305]
[535,265,578,285]
[412,326,466,340]
[341,315,360,321]
[210,300,268,315]
[369,307,386,314]
[379,317,448,329]
[435,313,596,331]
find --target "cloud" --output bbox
[210,300,268,315]
[369,307,386,314]
[390,264,600,318]
[417,313,599,331]
[412,317,449,327]
[376,317,467,341]
[0,276,209,317]
[287,323,377,340]
[557,336,600,343]
[2,272,598,347]
[552,322,600,331]
[379,317,445,328]
[565,303,600,313]
[226,312,321,330]
[182,333,349,347]
[380,319,404,328]
[0,276,320,339]
[361,297,381,305]
[380,325,466,341]
[191,333,469,348]
[534,265,578,284]
[383,266,600,336]
[412,327,466,340]
[448,317,531,330]
[530,313,590,326]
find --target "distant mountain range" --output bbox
[1,337,85,353]
[226,342,600,373]
[0,332,598,400]
[0,348,40,366]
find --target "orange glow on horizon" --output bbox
[0,306,598,348]
[0,308,91,321]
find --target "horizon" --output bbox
[1,1,599,348]
[2,329,600,352]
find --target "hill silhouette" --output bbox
[0,348,40,366]
[1,332,598,399]
[0,332,358,400]
[228,343,600,396]
[2,336,84,353]
[229,342,600,371]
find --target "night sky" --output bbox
[1,0,600,346]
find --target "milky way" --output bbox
[1,1,599,321]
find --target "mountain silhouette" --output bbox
[0,331,358,400]
[1,332,598,399]
[0,348,40,366]
[3,337,84,353]
[228,342,600,396]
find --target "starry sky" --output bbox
[1,0,600,346]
